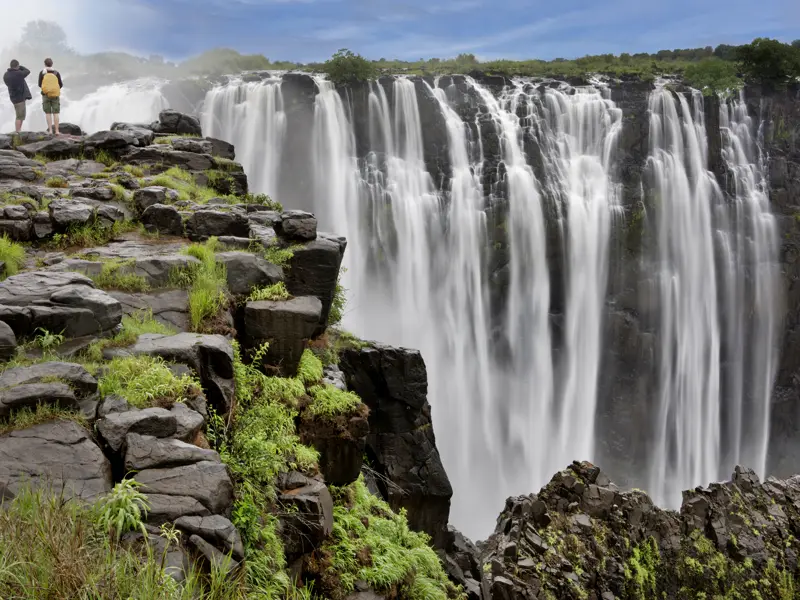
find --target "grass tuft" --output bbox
[0,235,26,278]
[247,281,290,302]
[45,176,69,188]
[46,220,136,250]
[0,403,87,435]
[180,238,230,332]
[98,355,201,409]
[264,243,302,268]
[93,149,117,168]
[297,349,323,386]
[91,259,149,292]
[306,384,362,419]
[148,167,234,204]
[84,309,175,362]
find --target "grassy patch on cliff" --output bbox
[148,167,234,205]
[84,309,175,362]
[306,385,362,419]
[0,235,26,279]
[98,355,202,409]
[91,258,150,292]
[0,403,87,435]
[309,478,462,600]
[46,220,137,251]
[174,238,231,333]
[0,486,242,599]
[247,281,290,302]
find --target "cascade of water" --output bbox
[647,89,724,507]
[717,91,780,477]
[201,77,286,197]
[1,78,168,134]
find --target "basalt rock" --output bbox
[155,110,203,137]
[276,471,334,562]
[216,251,283,296]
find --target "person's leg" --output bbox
[14,102,25,133]
[53,98,60,135]
[42,97,53,134]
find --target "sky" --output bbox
[0,0,797,63]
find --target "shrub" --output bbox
[45,176,68,188]
[306,384,361,419]
[683,59,742,95]
[33,327,65,352]
[0,235,26,278]
[247,281,290,302]
[315,478,461,600]
[93,478,149,540]
[98,355,201,408]
[736,38,800,87]
[322,49,378,85]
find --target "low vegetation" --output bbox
[322,49,379,85]
[247,281,290,302]
[297,349,323,386]
[0,402,86,435]
[179,239,230,332]
[46,220,137,250]
[0,235,26,278]
[84,309,175,362]
[310,478,462,600]
[148,167,234,205]
[45,176,69,188]
[91,258,150,292]
[98,354,201,408]
[328,268,347,326]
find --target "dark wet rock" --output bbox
[216,251,283,296]
[48,198,94,229]
[117,333,235,414]
[171,138,213,155]
[124,146,215,171]
[156,110,203,137]
[0,361,98,396]
[277,472,333,561]
[339,343,452,549]
[0,320,16,360]
[243,296,322,376]
[98,395,130,418]
[174,515,244,560]
[299,406,369,487]
[0,421,112,500]
[124,433,219,471]
[185,209,250,241]
[285,235,346,333]
[145,493,212,524]
[16,137,82,159]
[275,210,317,241]
[111,122,155,146]
[109,289,190,332]
[96,407,178,453]
[0,271,121,338]
[0,217,32,241]
[122,527,189,582]
[0,382,77,419]
[59,123,83,136]
[32,211,52,238]
[188,534,240,575]
[170,402,205,442]
[206,137,235,160]
[136,460,233,515]
[134,186,168,213]
[141,203,183,235]
[84,130,137,154]
[45,158,105,177]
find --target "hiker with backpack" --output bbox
[38,58,62,136]
[3,60,32,133]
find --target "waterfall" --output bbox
[1,78,168,134]
[647,87,780,508]
[201,77,286,198]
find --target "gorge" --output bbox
[3,71,794,543]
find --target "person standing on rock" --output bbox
[3,60,32,133]
[38,58,63,136]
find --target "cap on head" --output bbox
[9,60,19,69]
[44,58,53,68]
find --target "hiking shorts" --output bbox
[42,95,60,114]
[13,101,26,121]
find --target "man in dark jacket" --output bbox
[3,60,32,133]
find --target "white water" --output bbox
[201,77,286,197]
[1,78,167,134]
[647,88,780,508]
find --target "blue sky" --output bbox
[2,0,797,63]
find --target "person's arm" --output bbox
[56,71,63,88]
[37,70,43,88]
[19,66,30,78]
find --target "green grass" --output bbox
[297,350,323,386]
[247,281,290,302]
[263,243,302,268]
[179,239,230,332]
[45,176,69,188]
[84,309,175,362]
[0,235,26,278]
[315,478,462,600]
[328,268,347,326]
[46,220,136,250]
[32,153,52,163]
[0,403,87,435]
[121,164,145,178]
[242,192,283,211]
[108,182,128,203]
[92,149,117,167]
[91,259,150,292]
[153,134,200,145]
[148,167,234,204]
[97,355,201,409]
[0,486,246,599]
[306,384,362,420]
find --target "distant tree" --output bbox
[18,20,71,55]
[736,38,800,87]
[713,44,739,61]
[322,49,377,86]
[683,59,742,95]
[793,40,800,49]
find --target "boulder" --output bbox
[174,515,244,560]
[141,203,183,235]
[299,408,368,486]
[285,235,346,333]
[170,402,205,441]
[134,186,168,213]
[122,526,189,582]
[117,333,235,413]
[0,421,112,501]
[339,343,452,549]
[84,130,137,154]
[16,137,82,159]
[0,157,37,181]
[243,296,322,376]
[124,146,215,171]
[156,110,203,137]
[48,199,94,229]
[0,382,77,419]
[0,217,32,241]
[124,433,219,471]
[0,271,122,338]
[206,137,235,160]
[185,210,250,241]
[110,123,155,147]
[188,534,240,575]
[32,211,52,238]
[46,158,105,177]
[277,472,333,561]
[70,183,117,202]
[59,123,83,136]
[0,320,16,360]
[145,493,212,524]
[109,289,190,332]
[0,361,98,395]
[171,138,213,155]
[96,407,178,453]
[216,251,283,296]
[136,460,233,515]
[275,210,317,241]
